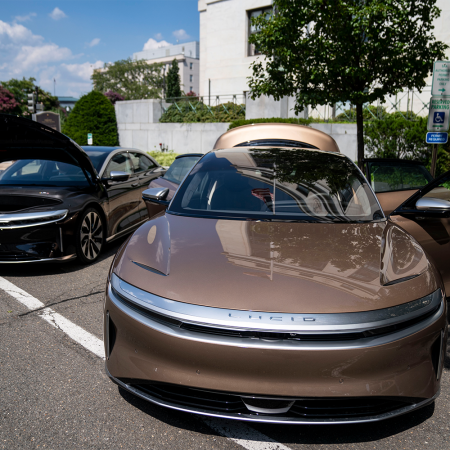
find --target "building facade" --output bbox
[133,41,200,95]
[198,0,450,117]
[198,0,273,98]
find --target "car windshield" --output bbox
[169,149,383,223]
[368,161,433,193]
[84,151,109,173]
[0,158,90,187]
[163,156,201,184]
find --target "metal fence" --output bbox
[308,86,431,121]
[160,88,431,122]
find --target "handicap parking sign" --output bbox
[428,98,450,131]
[434,112,445,124]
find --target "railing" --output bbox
[308,87,431,122]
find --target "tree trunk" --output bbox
[356,103,364,170]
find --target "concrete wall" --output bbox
[117,121,230,154]
[115,99,357,159]
[246,95,308,120]
[310,123,357,162]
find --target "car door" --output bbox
[128,151,164,220]
[103,152,141,236]
[390,171,450,294]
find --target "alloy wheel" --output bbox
[80,211,103,260]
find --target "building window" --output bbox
[190,62,193,70]
[190,86,193,92]
[248,7,272,56]
[190,75,193,82]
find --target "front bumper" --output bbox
[0,209,76,263]
[104,275,447,424]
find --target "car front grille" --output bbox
[119,379,422,420]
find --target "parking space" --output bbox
[1,239,450,449]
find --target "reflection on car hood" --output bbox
[113,214,438,314]
[0,114,97,179]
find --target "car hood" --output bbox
[0,114,97,180]
[113,214,439,314]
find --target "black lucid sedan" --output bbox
[0,114,164,264]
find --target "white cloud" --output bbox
[154,33,164,41]
[49,7,67,20]
[86,38,100,48]
[14,44,72,72]
[0,19,99,97]
[60,60,103,81]
[14,13,36,22]
[0,20,39,43]
[172,29,190,41]
[143,38,171,51]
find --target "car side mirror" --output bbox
[416,197,450,210]
[142,188,170,205]
[102,171,130,183]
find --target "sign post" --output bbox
[87,133,93,145]
[427,61,450,177]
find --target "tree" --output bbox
[62,91,119,146]
[0,77,60,116]
[248,0,448,169]
[1,77,59,114]
[91,58,164,100]
[0,86,20,114]
[166,59,182,99]
[364,115,450,176]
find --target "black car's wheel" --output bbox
[76,208,104,264]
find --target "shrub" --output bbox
[62,91,119,146]
[364,115,450,176]
[104,90,125,105]
[148,151,179,166]
[228,117,312,130]
[160,102,245,123]
[0,86,20,114]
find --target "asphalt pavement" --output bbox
[1,237,450,450]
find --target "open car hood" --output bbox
[0,114,98,180]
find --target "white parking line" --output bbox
[204,418,291,450]
[0,276,292,450]
[0,276,105,358]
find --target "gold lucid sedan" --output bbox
[104,124,448,424]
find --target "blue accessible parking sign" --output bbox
[426,132,448,144]
[434,112,446,124]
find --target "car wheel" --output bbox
[76,208,104,264]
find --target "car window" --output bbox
[0,159,89,187]
[104,153,133,177]
[169,149,382,223]
[129,152,157,174]
[163,156,201,184]
[368,162,433,193]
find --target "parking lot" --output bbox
[1,237,450,450]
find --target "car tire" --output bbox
[75,207,105,264]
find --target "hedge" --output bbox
[62,91,119,146]
[228,117,312,130]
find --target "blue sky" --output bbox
[0,0,199,97]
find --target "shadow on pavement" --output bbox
[118,385,436,445]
